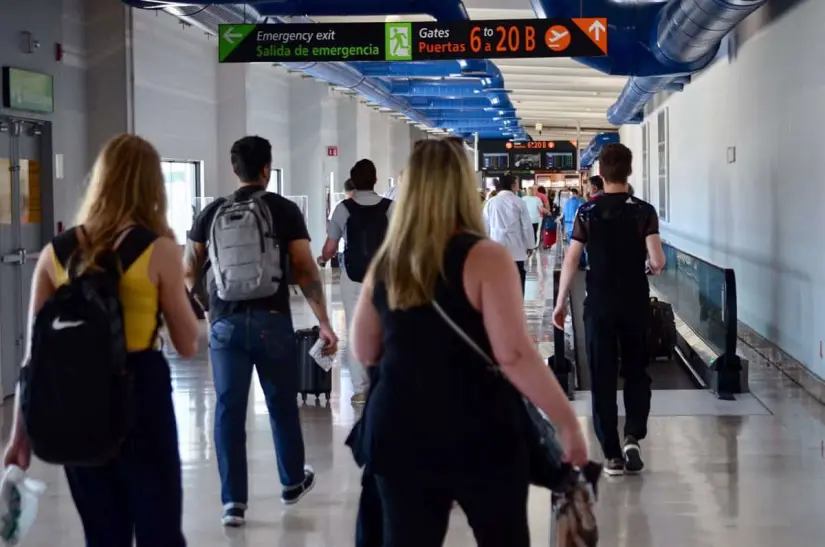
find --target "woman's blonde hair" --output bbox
[73,134,170,271]
[371,138,485,310]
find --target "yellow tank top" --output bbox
[51,243,160,352]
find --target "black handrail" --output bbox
[649,241,741,396]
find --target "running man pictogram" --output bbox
[385,23,412,60]
[391,28,409,55]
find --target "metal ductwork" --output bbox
[608,0,768,125]
[430,119,518,128]
[423,109,518,118]
[580,132,620,169]
[353,60,502,82]
[530,0,768,125]
[408,97,498,110]
[391,79,490,96]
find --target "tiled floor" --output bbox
[7,253,825,546]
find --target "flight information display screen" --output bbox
[546,152,575,170]
[483,153,510,169]
[477,139,579,172]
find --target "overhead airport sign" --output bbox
[218,19,607,63]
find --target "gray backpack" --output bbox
[208,191,282,301]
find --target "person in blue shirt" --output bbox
[561,188,584,241]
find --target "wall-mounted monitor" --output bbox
[2,67,54,113]
[546,152,575,171]
[512,153,541,170]
[477,139,579,171]
[482,152,509,170]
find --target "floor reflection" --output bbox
[5,254,825,545]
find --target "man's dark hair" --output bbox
[343,178,356,193]
[351,159,377,191]
[599,143,633,183]
[495,174,518,192]
[536,186,547,195]
[588,175,604,192]
[570,188,580,196]
[230,136,272,184]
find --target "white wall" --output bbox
[246,64,291,194]
[132,10,219,195]
[620,0,825,378]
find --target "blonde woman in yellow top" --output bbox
[4,134,199,546]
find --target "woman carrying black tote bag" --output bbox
[346,366,382,547]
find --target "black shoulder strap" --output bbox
[52,228,81,268]
[342,198,391,216]
[52,225,158,272]
[342,199,359,215]
[116,226,159,272]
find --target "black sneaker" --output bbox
[221,504,246,527]
[623,436,644,474]
[281,466,316,505]
[604,458,625,476]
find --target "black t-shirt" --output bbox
[571,192,659,316]
[188,185,310,322]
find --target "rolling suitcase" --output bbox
[549,270,575,399]
[648,297,677,360]
[296,327,333,404]
[542,216,557,249]
[542,226,557,250]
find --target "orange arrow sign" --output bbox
[573,18,607,54]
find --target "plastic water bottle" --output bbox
[0,466,46,545]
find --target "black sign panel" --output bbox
[218,19,607,63]
[478,139,579,172]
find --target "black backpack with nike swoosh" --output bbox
[20,226,158,466]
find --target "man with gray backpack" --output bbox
[184,136,338,527]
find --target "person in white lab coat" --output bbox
[483,174,534,294]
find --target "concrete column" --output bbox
[319,87,340,201]
[214,64,247,197]
[245,64,290,196]
[336,96,359,192]
[82,0,132,166]
[289,77,334,252]
[370,110,390,194]
[356,100,372,161]
[388,118,412,184]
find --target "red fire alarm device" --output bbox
[327,146,338,157]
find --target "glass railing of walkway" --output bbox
[648,242,744,398]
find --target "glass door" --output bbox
[161,160,202,244]
[0,117,50,398]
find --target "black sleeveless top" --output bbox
[363,233,529,481]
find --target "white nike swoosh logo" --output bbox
[52,319,84,330]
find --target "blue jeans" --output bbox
[209,310,306,506]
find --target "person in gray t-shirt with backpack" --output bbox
[318,159,394,404]
[184,136,338,527]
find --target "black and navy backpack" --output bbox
[20,226,158,466]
